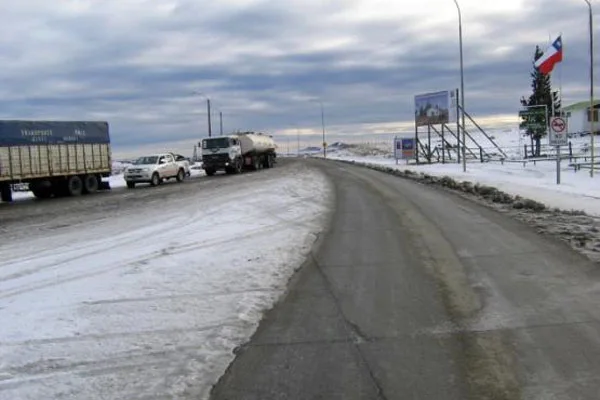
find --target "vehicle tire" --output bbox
[253,157,260,171]
[150,173,160,186]
[0,184,12,202]
[82,174,99,194]
[67,175,83,196]
[176,169,185,182]
[235,160,243,174]
[205,168,216,176]
[30,180,53,199]
[32,188,52,199]
[263,154,274,169]
[268,154,274,168]
[126,181,135,189]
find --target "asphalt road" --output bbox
[210,160,600,400]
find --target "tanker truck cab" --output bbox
[201,136,243,176]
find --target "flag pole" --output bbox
[559,33,563,117]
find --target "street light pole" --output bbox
[585,0,595,177]
[453,0,466,172]
[206,99,212,138]
[320,101,327,158]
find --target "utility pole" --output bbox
[585,0,595,176]
[297,127,301,157]
[207,98,212,137]
[220,111,223,136]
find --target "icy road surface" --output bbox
[0,161,331,400]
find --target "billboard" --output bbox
[414,90,457,127]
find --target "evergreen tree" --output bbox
[520,45,561,157]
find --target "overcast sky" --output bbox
[0,0,596,156]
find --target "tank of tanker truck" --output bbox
[238,133,276,155]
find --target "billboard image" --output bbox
[414,90,457,127]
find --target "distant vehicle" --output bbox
[0,120,111,202]
[124,153,187,188]
[201,132,276,176]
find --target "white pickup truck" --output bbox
[124,153,189,188]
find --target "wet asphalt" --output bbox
[210,159,600,400]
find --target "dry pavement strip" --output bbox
[210,159,600,400]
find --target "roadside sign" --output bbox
[549,117,568,146]
[519,106,547,131]
[394,137,416,163]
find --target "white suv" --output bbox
[124,153,186,188]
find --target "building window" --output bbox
[587,109,599,122]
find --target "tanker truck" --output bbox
[200,132,276,176]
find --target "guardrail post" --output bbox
[480,147,484,162]
[524,144,528,159]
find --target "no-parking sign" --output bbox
[549,117,568,146]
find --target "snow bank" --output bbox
[0,166,331,399]
[326,130,600,216]
[330,155,600,216]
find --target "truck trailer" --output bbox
[201,132,276,176]
[0,120,111,202]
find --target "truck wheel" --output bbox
[235,160,243,174]
[32,189,52,199]
[83,175,99,194]
[150,173,160,186]
[176,169,185,182]
[205,168,216,176]
[253,157,260,171]
[0,184,12,202]
[126,181,135,189]
[67,175,83,196]
[30,180,53,199]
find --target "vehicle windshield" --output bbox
[203,138,230,149]
[133,156,158,165]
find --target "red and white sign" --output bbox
[549,117,568,146]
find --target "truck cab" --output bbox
[201,136,243,176]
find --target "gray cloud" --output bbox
[0,0,596,155]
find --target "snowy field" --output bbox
[0,165,331,399]
[326,129,600,216]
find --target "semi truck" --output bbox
[201,132,276,176]
[0,120,111,202]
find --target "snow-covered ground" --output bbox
[327,129,600,216]
[0,166,331,399]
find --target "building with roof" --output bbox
[564,100,600,136]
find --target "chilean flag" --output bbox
[535,36,563,75]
